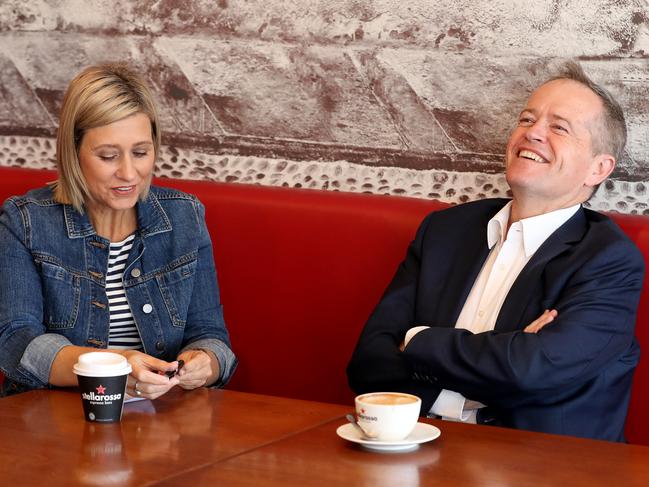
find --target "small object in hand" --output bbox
[165,359,185,378]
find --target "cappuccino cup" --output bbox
[73,352,132,423]
[355,392,421,441]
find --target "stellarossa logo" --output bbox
[82,391,122,401]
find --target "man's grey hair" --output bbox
[546,61,627,163]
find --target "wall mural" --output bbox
[0,1,647,213]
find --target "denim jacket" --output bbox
[0,184,236,395]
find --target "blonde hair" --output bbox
[53,63,161,212]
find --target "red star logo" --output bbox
[361,408,365,414]
[96,385,106,394]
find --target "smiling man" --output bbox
[347,62,645,442]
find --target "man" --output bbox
[346,62,645,442]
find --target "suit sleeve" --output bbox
[347,213,443,413]
[402,237,645,408]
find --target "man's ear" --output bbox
[585,154,616,187]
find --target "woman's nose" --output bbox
[116,156,136,180]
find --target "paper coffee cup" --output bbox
[73,352,132,423]
[355,392,421,441]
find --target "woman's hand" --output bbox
[176,349,220,390]
[120,350,180,400]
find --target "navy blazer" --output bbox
[347,198,645,441]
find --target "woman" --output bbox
[0,63,236,399]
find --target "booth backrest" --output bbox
[1,167,648,445]
[610,213,649,445]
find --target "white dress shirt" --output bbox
[404,201,581,422]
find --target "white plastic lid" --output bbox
[73,352,132,377]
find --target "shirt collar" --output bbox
[64,188,172,239]
[487,201,581,257]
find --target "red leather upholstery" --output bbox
[199,181,442,405]
[1,167,648,445]
[609,213,649,445]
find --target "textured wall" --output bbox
[0,1,648,213]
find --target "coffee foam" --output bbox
[359,393,418,405]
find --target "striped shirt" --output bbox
[106,234,142,350]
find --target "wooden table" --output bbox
[0,388,348,485]
[2,388,648,486]
[163,413,649,487]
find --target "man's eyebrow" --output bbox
[518,108,574,128]
[549,114,574,129]
[518,108,536,117]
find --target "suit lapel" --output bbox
[442,240,491,327]
[494,207,588,332]
[437,201,504,327]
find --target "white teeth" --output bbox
[519,150,547,163]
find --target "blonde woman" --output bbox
[0,64,236,399]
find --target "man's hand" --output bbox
[524,309,558,333]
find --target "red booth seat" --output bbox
[1,167,648,445]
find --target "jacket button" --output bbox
[142,304,153,314]
[156,341,164,351]
[130,268,142,278]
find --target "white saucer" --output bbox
[336,422,441,452]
